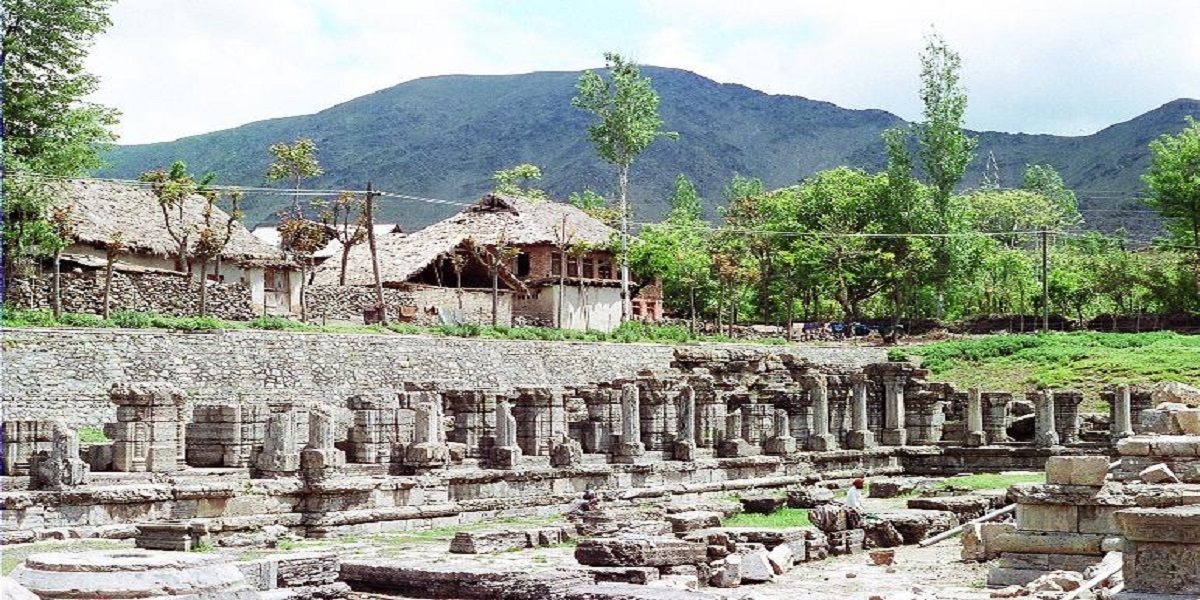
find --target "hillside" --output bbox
[96,67,1200,234]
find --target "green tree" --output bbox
[317,192,368,286]
[915,31,977,317]
[1143,117,1200,285]
[1023,164,1079,219]
[265,138,323,211]
[192,188,243,317]
[968,189,1082,247]
[139,161,215,272]
[631,174,713,330]
[492,164,548,201]
[2,0,119,289]
[573,52,677,321]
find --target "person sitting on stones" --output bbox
[566,486,601,517]
[845,478,866,513]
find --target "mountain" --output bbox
[96,67,1200,235]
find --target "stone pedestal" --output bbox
[10,550,260,599]
[405,396,449,468]
[881,376,907,446]
[1031,390,1059,447]
[717,409,759,457]
[965,388,987,447]
[846,377,875,450]
[550,436,583,468]
[301,408,345,477]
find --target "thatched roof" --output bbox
[314,194,616,286]
[58,180,292,268]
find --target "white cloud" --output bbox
[87,0,1200,144]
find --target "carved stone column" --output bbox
[807,376,837,451]
[965,388,987,446]
[846,375,876,450]
[880,375,908,446]
[1031,390,1059,447]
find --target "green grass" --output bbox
[77,427,109,444]
[722,507,812,529]
[936,472,1045,491]
[1,307,790,346]
[2,540,127,575]
[909,332,1200,409]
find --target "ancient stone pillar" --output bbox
[880,375,908,446]
[1053,390,1084,445]
[1112,384,1135,439]
[674,385,698,461]
[489,397,522,469]
[847,375,876,450]
[30,421,89,490]
[717,407,758,457]
[612,383,645,463]
[301,407,346,475]
[406,395,449,468]
[255,411,300,475]
[808,376,837,451]
[983,393,1012,443]
[764,408,797,455]
[965,388,987,446]
[1031,390,1059,447]
[108,383,187,473]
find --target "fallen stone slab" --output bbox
[664,499,742,519]
[564,582,714,599]
[766,543,793,574]
[1116,504,1200,543]
[990,531,1109,556]
[785,486,834,508]
[709,555,741,588]
[575,538,708,568]
[736,547,774,583]
[10,550,260,600]
[665,511,722,534]
[1140,463,1181,484]
[867,476,939,499]
[583,567,661,585]
[1045,456,1111,486]
[449,527,570,554]
[739,494,785,515]
[870,509,958,545]
[906,495,993,520]
[341,560,591,599]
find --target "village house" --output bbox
[15,180,302,317]
[250,223,403,273]
[313,193,663,331]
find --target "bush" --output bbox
[108,310,157,328]
[1,307,59,327]
[77,427,110,444]
[886,348,909,362]
[59,313,108,328]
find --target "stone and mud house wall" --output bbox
[0,328,887,428]
[8,269,256,321]
[306,284,512,326]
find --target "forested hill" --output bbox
[96,67,1200,234]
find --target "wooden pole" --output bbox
[918,503,1015,547]
[1041,229,1050,332]
[365,181,387,326]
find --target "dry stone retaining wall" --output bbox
[0,328,887,428]
[8,272,255,320]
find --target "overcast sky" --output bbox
[87,0,1200,145]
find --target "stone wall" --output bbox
[0,328,888,427]
[307,284,511,326]
[8,271,255,320]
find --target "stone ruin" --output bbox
[4,346,1200,598]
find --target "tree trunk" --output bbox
[339,244,352,286]
[617,163,632,322]
[689,285,696,334]
[558,250,566,328]
[51,248,62,319]
[198,261,208,317]
[103,261,115,320]
[491,266,499,327]
[299,262,308,322]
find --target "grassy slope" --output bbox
[909,332,1200,409]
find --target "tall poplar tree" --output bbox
[573,52,677,320]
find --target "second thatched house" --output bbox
[314,194,663,331]
[16,180,302,317]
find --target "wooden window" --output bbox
[516,252,531,277]
[598,258,612,280]
[583,256,595,279]
[551,251,562,276]
[567,257,579,278]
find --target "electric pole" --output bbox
[365,181,387,326]
[1041,229,1050,332]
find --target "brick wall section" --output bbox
[0,328,887,428]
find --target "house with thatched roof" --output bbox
[53,180,301,315]
[313,194,663,331]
